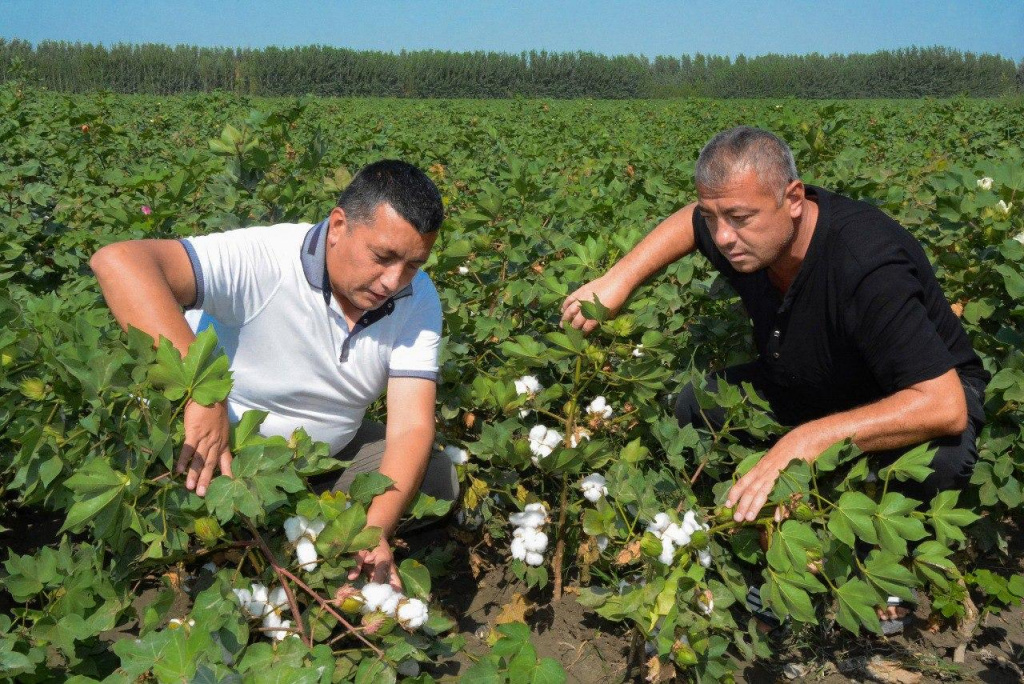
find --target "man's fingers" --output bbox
[176,443,196,474]
[388,565,402,592]
[195,443,224,496]
[220,449,234,479]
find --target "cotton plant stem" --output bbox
[552,478,569,601]
[244,519,312,648]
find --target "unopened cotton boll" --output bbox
[443,445,470,465]
[587,396,613,419]
[514,375,542,396]
[397,598,430,630]
[295,537,318,571]
[525,551,544,566]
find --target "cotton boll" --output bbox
[379,591,402,616]
[596,535,609,551]
[248,584,270,617]
[977,177,994,190]
[583,487,603,503]
[681,510,703,537]
[307,519,326,539]
[647,512,671,536]
[268,586,289,614]
[523,529,548,553]
[263,612,291,641]
[233,588,252,611]
[569,428,591,448]
[542,429,562,449]
[698,549,713,568]
[996,199,1013,215]
[525,551,544,566]
[514,375,542,396]
[283,516,310,543]
[443,445,470,465]
[510,536,527,561]
[658,538,676,565]
[509,509,546,529]
[396,598,430,630]
[587,396,613,419]
[632,345,644,358]
[457,266,470,275]
[360,583,399,613]
[663,523,692,547]
[529,425,548,442]
[296,537,319,571]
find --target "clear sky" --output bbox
[1,0,1022,61]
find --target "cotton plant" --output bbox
[510,502,549,567]
[514,375,543,418]
[579,473,608,503]
[646,510,711,566]
[355,582,430,630]
[528,425,562,464]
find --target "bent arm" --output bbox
[562,203,698,331]
[365,376,438,538]
[727,369,968,521]
[90,239,198,355]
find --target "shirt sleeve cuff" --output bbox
[388,369,439,382]
[178,239,205,310]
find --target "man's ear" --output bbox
[327,206,347,245]
[785,180,806,220]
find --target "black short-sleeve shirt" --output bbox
[692,186,988,424]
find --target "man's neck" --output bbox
[768,196,819,294]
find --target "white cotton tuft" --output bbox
[529,425,548,442]
[658,538,676,565]
[698,549,713,568]
[586,396,613,419]
[514,375,542,396]
[647,512,671,536]
[268,586,289,614]
[596,535,609,551]
[525,551,545,566]
[522,529,548,553]
[360,583,400,614]
[458,265,470,275]
[542,429,562,449]
[295,537,319,571]
[443,445,470,465]
[662,522,692,547]
[283,515,310,543]
[509,509,546,529]
[510,536,527,561]
[569,428,591,448]
[632,344,644,358]
[580,473,608,502]
[397,598,430,630]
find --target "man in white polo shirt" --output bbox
[91,160,455,587]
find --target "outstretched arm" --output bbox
[561,203,698,332]
[726,368,968,522]
[90,239,232,496]
[348,376,437,589]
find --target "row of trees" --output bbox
[1,39,1020,99]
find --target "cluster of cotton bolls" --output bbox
[514,375,543,418]
[579,473,608,503]
[647,511,712,568]
[528,425,562,464]
[357,583,430,630]
[509,503,549,566]
[233,583,293,641]
[586,396,613,420]
[284,515,326,572]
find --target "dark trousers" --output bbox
[674,362,986,502]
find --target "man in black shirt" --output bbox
[561,126,987,525]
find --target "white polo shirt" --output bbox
[180,219,442,454]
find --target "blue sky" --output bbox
[1,1,1022,61]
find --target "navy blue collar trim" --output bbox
[300,218,414,319]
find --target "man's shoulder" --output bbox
[820,188,917,270]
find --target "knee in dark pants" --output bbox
[674,376,727,432]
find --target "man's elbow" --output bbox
[937,384,968,436]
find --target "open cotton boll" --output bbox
[295,537,318,571]
[542,429,562,449]
[528,425,548,442]
[586,396,613,419]
[596,535,609,551]
[525,551,544,566]
[233,588,252,611]
[443,445,470,465]
[580,473,608,502]
[283,515,310,544]
[307,519,326,539]
[510,536,528,561]
[268,586,289,615]
[525,503,547,514]
[360,582,399,613]
[658,538,676,565]
[397,598,430,630]
[263,611,291,641]
[698,549,713,568]
[632,344,644,358]
[509,509,546,529]
[246,584,270,618]
[522,529,548,553]
[569,428,591,448]
[457,265,470,275]
[647,512,671,536]
[514,375,542,396]
[663,523,692,547]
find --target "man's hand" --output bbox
[560,274,632,333]
[725,432,817,522]
[176,399,233,497]
[347,538,401,591]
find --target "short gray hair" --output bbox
[695,127,799,203]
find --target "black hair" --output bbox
[337,160,444,234]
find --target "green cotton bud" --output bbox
[194,517,224,545]
[640,532,663,558]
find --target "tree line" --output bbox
[1,39,1020,99]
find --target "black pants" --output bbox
[674,362,986,502]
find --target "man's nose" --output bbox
[380,265,403,292]
[712,223,736,250]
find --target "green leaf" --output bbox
[828,491,878,548]
[461,659,503,684]
[532,658,568,684]
[405,492,453,519]
[347,472,394,506]
[60,485,124,533]
[766,521,820,573]
[204,477,262,524]
[873,492,927,556]
[579,294,610,322]
[862,551,919,602]
[398,559,431,598]
[878,443,934,483]
[232,410,269,450]
[764,569,824,623]
[316,505,381,557]
[834,578,882,635]
[926,490,980,546]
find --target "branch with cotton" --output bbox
[510,502,549,567]
[528,425,562,465]
[232,583,295,641]
[646,510,711,567]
